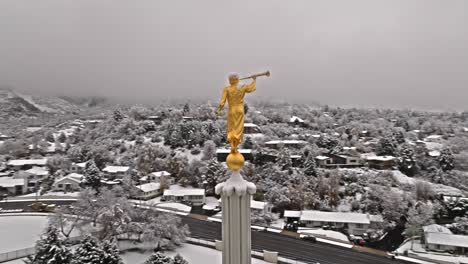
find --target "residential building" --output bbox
[315,153,362,168]
[147,115,162,125]
[265,140,307,150]
[70,161,88,174]
[217,149,253,162]
[244,123,262,134]
[140,171,172,184]
[0,177,25,195]
[250,199,273,215]
[102,165,131,180]
[53,173,83,192]
[132,182,161,200]
[287,210,383,235]
[365,156,397,170]
[162,188,205,206]
[424,232,468,254]
[13,167,49,192]
[7,159,48,171]
[289,116,306,127]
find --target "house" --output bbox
[289,116,306,127]
[132,182,161,200]
[140,171,172,184]
[162,188,205,206]
[365,156,397,170]
[288,210,383,235]
[244,123,262,134]
[70,161,88,174]
[147,115,162,125]
[250,199,273,215]
[315,153,362,168]
[53,173,83,192]
[284,210,302,223]
[182,116,194,122]
[0,134,13,140]
[14,167,49,192]
[0,177,25,195]
[217,149,253,162]
[265,140,307,150]
[424,232,468,254]
[424,135,443,143]
[7,159,48,171]
[102,166,131,180]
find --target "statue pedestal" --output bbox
[215,170,256,264]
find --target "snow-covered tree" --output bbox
[376,135,397,156]
[113,109,124,122]
[27,226,72,264]
[83,159,102,191]
[144,253,173,264]
[101,239,123,264]
[201,140,216,161]
[72,235,104,264]
[302,155,317,177]
[242,136,254,149]
[439,148,455,171]
[57,132,67,143]
[405,204,434,238]
[172,254,188,264]
[203,159,226,195]
[398,145,417,176]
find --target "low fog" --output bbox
[0,0,467,110]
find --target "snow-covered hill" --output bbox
[0,88,80,117]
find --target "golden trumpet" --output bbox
[239,71,271,80]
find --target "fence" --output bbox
[0,247,35,263]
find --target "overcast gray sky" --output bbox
[0,0,467,110]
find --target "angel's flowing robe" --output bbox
[218,80,256,152]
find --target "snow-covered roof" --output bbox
[156,202,191,213]
[76,162,88,168]
[0,177,24,187]
[251,200,268,210]
[290,116,305,123]
[290,155,302,159]
[284,210,302,218]
[164,188,205,196]
[423,224,452,234]
[315,155,330,160]
[265,140,307,145]
[103,166,130,173]
[244,123,258,128]
[148,115,160,119]
[7,159,47,167]
[369,215,384,223]
[25,167,49,176]
[425,232,468,248]
[425,135,442,140]
[150,171,171,177]
[311,134,321,138]
[464,127,468,132]
[366,156,396,161]
[343,147,357,151]
[216,149,252,154]
[67,173,84,180]
[136,182,161,193]
[300,211,370,224]
[428,150,441,157]
[55,174,82,184]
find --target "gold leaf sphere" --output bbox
[226,152,245,171]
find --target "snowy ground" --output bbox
[395,238,468,264]
[0,216,49,252]
[298,228,350,242]
[17,191,80,198]
[121,243,268,264]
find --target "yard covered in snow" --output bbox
[0,215,49,252]
[121,243,268,264]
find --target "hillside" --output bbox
[0,88,81,118]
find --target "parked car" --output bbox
[301,235,317,243]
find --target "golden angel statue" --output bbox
[217,71,269,171]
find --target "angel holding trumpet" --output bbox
[217,71,270,155]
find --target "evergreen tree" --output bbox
[113,109,124,122]
[376,136,397,156]
[398,146,417,176]
[439,148,455,171]
[277,148,292,173]
[144,252,174,264]
[101,239,123,264]
[242,136,254,149]
[27,226,72,264]
[244,103,249,115]
[172,254,188,264]
[58,132,67,143]
[83,159,102,191]
[45,131,55,143]
[201,140,216,160]
[183,103,190,115]
[302,155,317,176]
[72,235,104,264]
[204,159,225,195]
